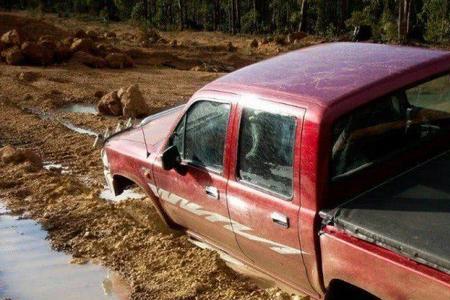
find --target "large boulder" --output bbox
[70,38,94,53]
[21,42,54,66]
[71,51,106,68]
[120,84,150,118]
[105,53,133,69]
[1,46,24,65]
[54,43,72,62]
[1,29,21,46]
[97,91,122,116]
[38,36,57,51]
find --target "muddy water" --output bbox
[100,188,146,202]
[58,104,98,115]
[0,203,130,300]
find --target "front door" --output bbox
[152,99,241,256]
[226,101,315,294]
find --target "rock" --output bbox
[72,51,106,68]
[117,87,125,99]
[105,53,133,69]
[261,37,269,44]
[274,291,291,300]
[1,46,24,65]
[62,36,74,47]
[104,31,117,39]
[287,32,306,44]
[274,34,287,45]
[21,41,54,66]
[86,30,98,39]
[120,84,150,118]
[1,29,21,46]
[21,149,43,170]
[250,39,259,48]
[54,43,72,62]
[70,38,94,53]
[94,90,105,98]
[74,29,88,39]
[226,41,236,52]
[0,145,42,170]
[0,145,18,163]
[18,71,40,82]
[97,91,122,116]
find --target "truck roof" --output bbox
[205,43,450,109]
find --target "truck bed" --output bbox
[325,151,450,274]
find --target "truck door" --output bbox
[226,101,315,294]
[152,97,242,257]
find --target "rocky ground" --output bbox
[0,11,320,300]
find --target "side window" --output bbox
[238,108,296,197]
[176,101,230,171]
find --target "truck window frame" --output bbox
[235,105,298,201]
[169,99,232,175]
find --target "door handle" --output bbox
[271,212,289,228]
[205,186,219,200]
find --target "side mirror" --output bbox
[161,145,181,170]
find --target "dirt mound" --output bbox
[0,13,69,42]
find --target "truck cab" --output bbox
[102,43,450,299]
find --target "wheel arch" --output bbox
[111,172,181,230]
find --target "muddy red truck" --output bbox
[101,43,450,299]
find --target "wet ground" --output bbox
[0,203,130,300]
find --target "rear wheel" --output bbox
[325,280,379,300]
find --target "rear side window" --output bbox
[238,108,296,197]
[331,73,450,179]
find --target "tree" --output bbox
[298,0,307,32]
[398,0,413,42]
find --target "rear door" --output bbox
[226,99,314,293]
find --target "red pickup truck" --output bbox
[101,43,450,299]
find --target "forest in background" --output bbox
[0,1,449,44]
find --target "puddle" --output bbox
[58,104,97,115]
[100,188,146,202]
[59,119,98,137]
[43,162,71,174]
[23,107,99,138]
[0,203,130,300]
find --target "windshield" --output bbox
[331,73,450,179]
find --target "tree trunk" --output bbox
[398,0,412,42]
[229,0,235,34]
[233,0,241,33]
[177,0,184,30]
[298,0,308,32]
[143,0,148,20]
